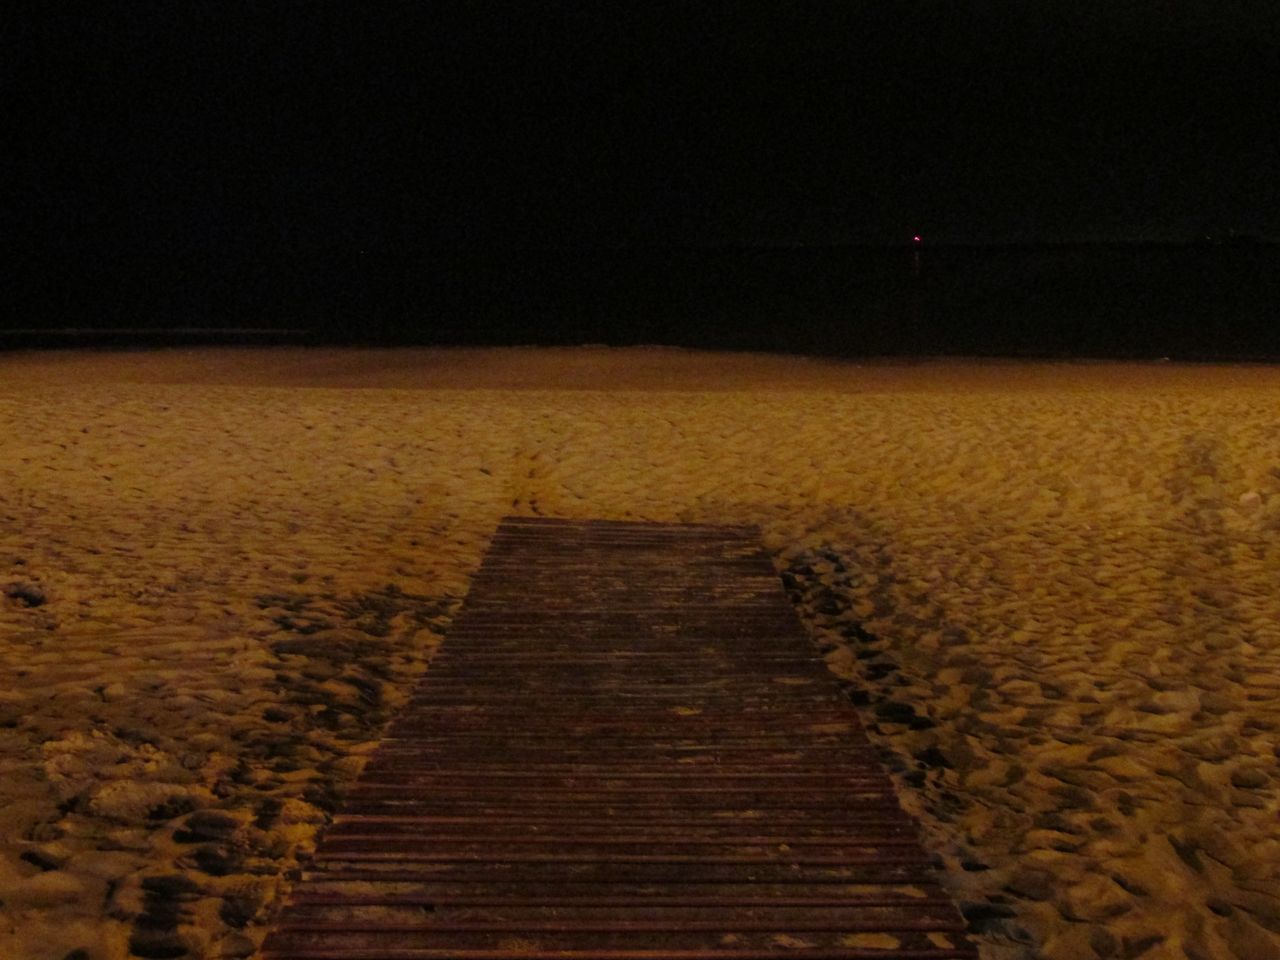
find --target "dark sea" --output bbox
[7,244,1278,360]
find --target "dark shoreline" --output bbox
[4,336,1278,366]
[7,243,1278,361]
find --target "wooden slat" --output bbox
[262,517,976,959]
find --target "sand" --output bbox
[1,346,1278,960]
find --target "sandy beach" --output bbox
[2,346,1278,960]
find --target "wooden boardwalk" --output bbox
[262,517,977,959]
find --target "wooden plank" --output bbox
[262,517,976,959]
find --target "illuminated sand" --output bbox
[2,347,1278,960]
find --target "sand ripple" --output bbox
[2,355,1279,959]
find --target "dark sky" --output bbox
[9,1,1279,294]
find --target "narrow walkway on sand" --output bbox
[262,517,977,959]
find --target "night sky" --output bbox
[8,2,1279,339]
